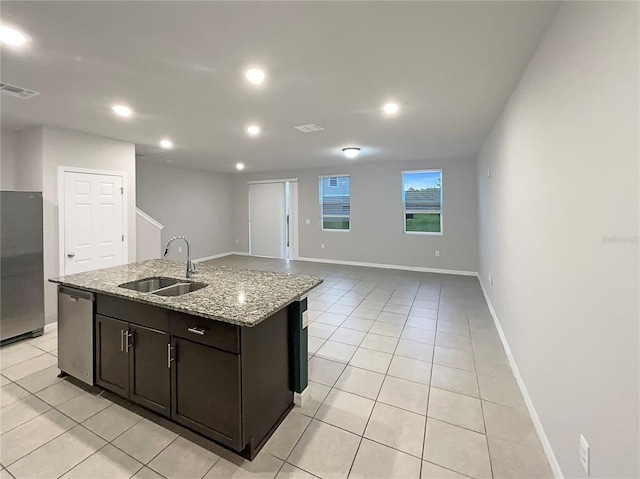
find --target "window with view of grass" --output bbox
[402,170,442,234]
[319,175,350,231]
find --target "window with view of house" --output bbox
[402,170,442,234]
[319,175,350,230]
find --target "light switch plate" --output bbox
[305,218,310,224]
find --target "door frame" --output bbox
[58,166,128,275]
[247,178,298,260]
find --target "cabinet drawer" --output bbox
[96,294,170,331]
[169,312,239,354]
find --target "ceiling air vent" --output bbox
[0,82,40,99]
[294,124,324,133]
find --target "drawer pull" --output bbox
[187,327,206,336]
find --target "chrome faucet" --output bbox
[164,235,196,278]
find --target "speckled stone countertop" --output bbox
[50,259,323,327]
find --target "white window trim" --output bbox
[319,174,351,232]
[402,168,443,236]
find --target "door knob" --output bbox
[67,253,75,258]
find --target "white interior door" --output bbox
[63,171,124,275]
[249,182,286,258]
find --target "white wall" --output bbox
[136,160,234,261]
[1,129,18,190]
[476,2,639,477]
[16,127,44,192]
[232,158,479,273]
[41,126,136,324]
[136,209,163,261]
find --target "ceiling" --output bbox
[1,1,558,173]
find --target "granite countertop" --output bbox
[50,259,323,327]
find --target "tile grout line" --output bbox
[420,281,442,478]
[2,404,82,468]
[467,289,495,479]
[343,280,407,479]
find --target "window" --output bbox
[319,175,350,231]
[402,170,442,234]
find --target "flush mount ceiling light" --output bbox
[383,103,399,115]
[245,68,265,85]
[236,162,245,171]
[159,139,173,149]
[112,104,132,117]
[0,25,28,47]
[342,147,361,159]
[245,124,261,136]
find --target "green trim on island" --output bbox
[288,296,308,394]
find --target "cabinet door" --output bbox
[129,324,171,416]
[171,337,242,449]
[95,315,129,397]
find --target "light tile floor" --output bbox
[0,255,553,479]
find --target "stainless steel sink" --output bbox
[152,281,208,297]
[118,277,179,292]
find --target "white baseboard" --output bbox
[294,386,310,407]
[198,251,477,277]
[297,256,478,276]
[477,278,563,479]
[193,252,234,263]
[44,322,57,333]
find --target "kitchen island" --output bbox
[50,259,322,459]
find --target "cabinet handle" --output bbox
[120,330,124,352]
[167,343,175,369]
[125,331,133,352]
[187,327,205,336]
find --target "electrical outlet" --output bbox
[235,239,239,244]
[320,243,325,250]
[178,246,183,253]
[435,250,440,257]
[489,274,493,286]
[580,434,590,474]
[305,218,311,224]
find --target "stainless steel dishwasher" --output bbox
[58,285,95,386]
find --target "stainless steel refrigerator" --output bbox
[1,191,45,343]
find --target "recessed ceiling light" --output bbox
[0,25,28,47]
[236,162,245,171]
[112,104,132,117]
[245,124,261,136]
[159,139,173,149]
[245,69,265,84]
[383,103,399,115]
[342,147,361,159]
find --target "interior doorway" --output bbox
[58,167,128,275]
[248,179,298,260]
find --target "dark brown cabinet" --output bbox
[171,337,241,449]
[95,314,171,417]
[95,315,129,397]
[129,325,171,416]
[94,294,293,459]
